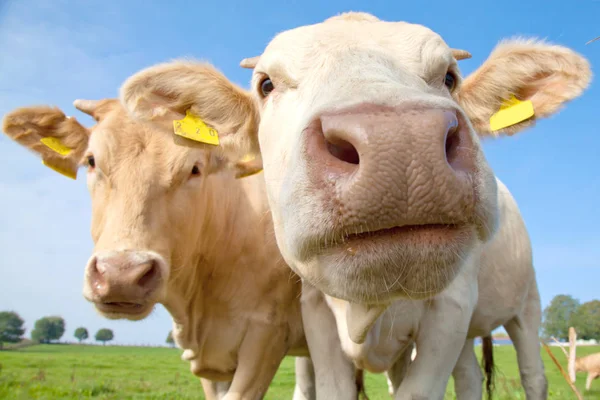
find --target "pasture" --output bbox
[0,344,598,399]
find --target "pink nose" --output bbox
[85,251,163,306]
[304,103,476,227]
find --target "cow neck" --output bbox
[163,171,279,325]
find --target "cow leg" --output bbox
[293,356,316,400]
[504,281,548,400]
[452,338,483,400]
[301,281,358,400]
[385,342,414,396]
[221,323,289,400]
[394,263,478,400]
[585,372,598,391]
[201,379,231,400]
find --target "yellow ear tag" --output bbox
[237,167,263,179]
[173,110,220,146]
[236,169,263,179]
[40,137,72,156]
[235,154,263,179]
[489,95,534,131]
[41,160,76,180]
[239,154,255,163]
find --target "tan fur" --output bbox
[458,38,592,135]
[119,60,260,160]
[569,327,600,391]
[1,99,360,400]
[2,106,89,178]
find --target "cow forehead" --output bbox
[87,109,200,179]
[258,19,449,75]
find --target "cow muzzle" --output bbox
[83,250,168,320]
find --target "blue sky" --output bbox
[0,0,598,346]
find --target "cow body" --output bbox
[2,100,360,400]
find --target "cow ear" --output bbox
[204,152,264,179]
[232,154,263,179]
[457,38,591,136]
[2,106,90,179]
[120,60,260,160]
[73,98,119,122]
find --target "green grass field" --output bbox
[0,344,599,399]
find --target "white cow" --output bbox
[328,179,546,399]
[118,11,591,399]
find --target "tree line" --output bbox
[3,297,598,349]
[1,310,178,349]
[0,311,115,349]
[542,295,600,341]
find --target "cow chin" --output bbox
[290,223,478,304]
[94,301,157,321]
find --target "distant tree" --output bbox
[74,327,89,343]
[95,329,114,345]
[31,316,65,344]
[542,294,580,341]
[0,311,26,350]
[166,330,175,347]
[572,300,600,340]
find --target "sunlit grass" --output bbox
[0,344,598,399]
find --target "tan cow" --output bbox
[1,99,362,400]
[117,11,591,399]
[569,327,600,391]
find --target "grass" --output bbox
[0,344,599,399]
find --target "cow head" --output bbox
[119,12,591,306]
[2,96,253,320]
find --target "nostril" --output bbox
[326,136,360,165]
[444,126,460,167]
[443,112,462,170]
[136,261,159,289]
[87,257,103,282]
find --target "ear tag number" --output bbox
[173,110,220,146]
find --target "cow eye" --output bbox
[260,77,274,97]
[191,165,201,176]
[444,72,456,91]
[87,155,95,169]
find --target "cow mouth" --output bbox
[345,223,460,240]
[307,222,472,262]
[96,301,150,316]
[338,223,465,246]
[304,222,475,304]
